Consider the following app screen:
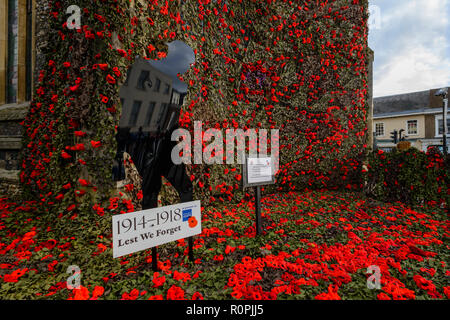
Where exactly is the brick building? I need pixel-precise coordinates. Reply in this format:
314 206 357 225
373 88 450 152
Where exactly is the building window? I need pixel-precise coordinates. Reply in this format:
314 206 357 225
145 102 156 126
154 78 161 92
1 0 34 105
136 70 151 90
164 83 171 95
6 0 19 103
171 91 180 105
436 116 450 136
407 120 418 135
129 100 142 126
375 123 384 137
25 0 33 101
156 103 168 128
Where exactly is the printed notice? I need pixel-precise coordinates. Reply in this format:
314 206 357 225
112 200 201 258
247 157 273 184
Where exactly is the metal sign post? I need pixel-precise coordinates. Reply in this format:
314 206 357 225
243 156 275 236
152 247 158 271
254 186 262 236
188 237 194 262
152 237 194 272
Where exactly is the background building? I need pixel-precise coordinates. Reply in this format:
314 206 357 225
0 0 36 195
119 58 176 134
373 87 450 152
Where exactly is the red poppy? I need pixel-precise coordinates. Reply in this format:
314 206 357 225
90 140 102 148
68 286 89 300
74 131 86 137
167 285 185 300
152 272 166 288
192 292 204 300
78 179 90 186
100 96 109 104
61 151 71 159
106 74 116 84
91 286 104 299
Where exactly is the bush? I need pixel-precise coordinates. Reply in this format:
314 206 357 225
364 148 449 207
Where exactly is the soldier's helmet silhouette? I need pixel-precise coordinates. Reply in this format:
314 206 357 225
113 41 195 210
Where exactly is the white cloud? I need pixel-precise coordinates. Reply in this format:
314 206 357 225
374 46 450 97
369 0 450 97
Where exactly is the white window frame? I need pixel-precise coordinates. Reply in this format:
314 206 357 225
435 114 450 138
406 119 418 136
374 122 385 137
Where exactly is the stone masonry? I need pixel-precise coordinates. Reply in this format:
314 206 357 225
0 102 28 197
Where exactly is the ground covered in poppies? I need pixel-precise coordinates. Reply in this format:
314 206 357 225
0 190 448 300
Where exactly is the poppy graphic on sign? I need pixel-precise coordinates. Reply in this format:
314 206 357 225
188 216 198 228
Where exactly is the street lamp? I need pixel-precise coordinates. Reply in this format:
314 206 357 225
435 88 448 155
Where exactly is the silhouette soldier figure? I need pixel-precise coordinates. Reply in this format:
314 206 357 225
112 51 195 270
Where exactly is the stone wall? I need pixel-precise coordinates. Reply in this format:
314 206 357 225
0 0 44 198
0 102 28 198
34 0 49 85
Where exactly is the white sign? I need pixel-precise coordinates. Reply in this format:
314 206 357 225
112 200 201 258
247 157 273 184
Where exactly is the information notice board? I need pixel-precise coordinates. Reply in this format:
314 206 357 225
243 156 275 188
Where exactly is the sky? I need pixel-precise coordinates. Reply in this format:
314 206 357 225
368 0 450 97
148 40 195 93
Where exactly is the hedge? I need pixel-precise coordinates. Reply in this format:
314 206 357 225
364 147 449 207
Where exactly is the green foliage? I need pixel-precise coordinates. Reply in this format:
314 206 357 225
20 0 372 215
1 190 448 300
364 148 449 207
